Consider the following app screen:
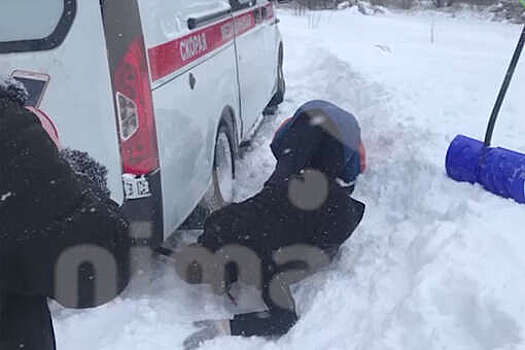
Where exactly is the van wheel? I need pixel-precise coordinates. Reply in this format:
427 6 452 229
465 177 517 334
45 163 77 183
264 44 286 115
180 123 235 230
204 124 235 212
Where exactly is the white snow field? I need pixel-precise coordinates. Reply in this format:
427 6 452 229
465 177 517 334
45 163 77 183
53 9 525 350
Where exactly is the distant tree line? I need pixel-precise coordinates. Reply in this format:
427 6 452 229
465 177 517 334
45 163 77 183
286 0 524 22
292 0 340 10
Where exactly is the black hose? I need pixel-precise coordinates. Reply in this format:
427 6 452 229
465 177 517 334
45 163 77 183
484 24 525 147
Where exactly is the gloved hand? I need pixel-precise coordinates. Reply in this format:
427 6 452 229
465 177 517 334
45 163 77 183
183 319 231 350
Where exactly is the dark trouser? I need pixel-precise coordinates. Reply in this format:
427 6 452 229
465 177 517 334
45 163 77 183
1 293 56 350
229 267 299 337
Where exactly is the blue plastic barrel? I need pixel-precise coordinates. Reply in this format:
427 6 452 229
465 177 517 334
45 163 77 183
446 135 525 204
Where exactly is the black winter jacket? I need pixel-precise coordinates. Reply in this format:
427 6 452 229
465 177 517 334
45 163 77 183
0 94 131 349
198 177 365 337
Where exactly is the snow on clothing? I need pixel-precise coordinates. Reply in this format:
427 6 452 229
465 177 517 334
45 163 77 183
196 101 366 338
0 84 131 350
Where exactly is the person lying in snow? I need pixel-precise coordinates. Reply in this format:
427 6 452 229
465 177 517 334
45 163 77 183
0 79 131 350
182 100 367 349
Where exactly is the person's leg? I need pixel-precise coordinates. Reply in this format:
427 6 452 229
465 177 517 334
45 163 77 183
3 293 56 350
230 274 298 337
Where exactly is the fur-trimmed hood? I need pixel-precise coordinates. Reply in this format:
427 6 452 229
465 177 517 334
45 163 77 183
1 76 110 196
0 77 28 106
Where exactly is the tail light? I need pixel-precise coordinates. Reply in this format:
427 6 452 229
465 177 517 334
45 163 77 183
359 141 367 173
114 36 159 175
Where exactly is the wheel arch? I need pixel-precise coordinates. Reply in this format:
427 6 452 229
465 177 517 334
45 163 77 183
180 105 239 229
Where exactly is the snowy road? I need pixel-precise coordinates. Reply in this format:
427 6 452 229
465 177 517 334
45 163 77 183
54 9 525 350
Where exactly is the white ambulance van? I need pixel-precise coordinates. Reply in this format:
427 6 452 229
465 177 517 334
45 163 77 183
0 0 285 247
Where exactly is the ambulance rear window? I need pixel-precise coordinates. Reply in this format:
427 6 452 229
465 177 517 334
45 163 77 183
0 0 76 53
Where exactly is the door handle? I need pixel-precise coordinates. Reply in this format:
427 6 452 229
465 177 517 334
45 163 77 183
187 9 231 30
189 73 196 90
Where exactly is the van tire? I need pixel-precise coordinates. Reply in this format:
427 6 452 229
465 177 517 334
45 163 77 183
264 44 285 115
205 124 235 211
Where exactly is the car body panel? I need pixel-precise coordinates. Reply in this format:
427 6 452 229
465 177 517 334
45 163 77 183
232 1 277 136
0 0 124 204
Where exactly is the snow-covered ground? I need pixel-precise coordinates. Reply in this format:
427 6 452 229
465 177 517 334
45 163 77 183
53 9 525 350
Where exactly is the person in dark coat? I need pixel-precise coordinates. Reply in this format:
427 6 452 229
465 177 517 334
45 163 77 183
0 79 131 350
182 100 367 349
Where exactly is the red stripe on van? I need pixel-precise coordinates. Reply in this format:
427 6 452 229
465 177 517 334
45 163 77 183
233 11 256 37
148 7 266 82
